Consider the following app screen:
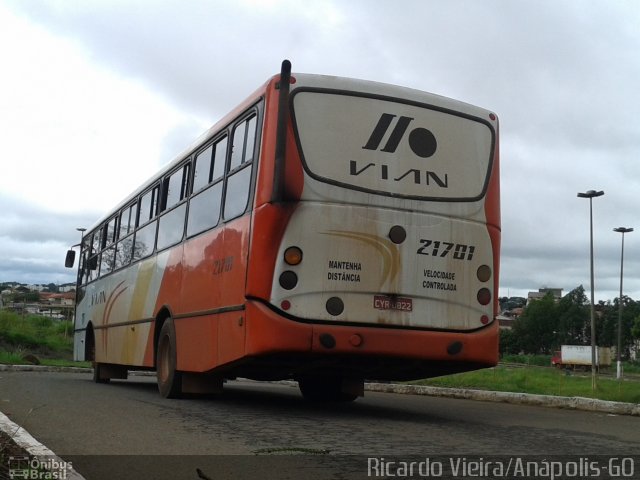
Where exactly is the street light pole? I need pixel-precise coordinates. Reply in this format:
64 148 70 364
577 190 604 391
614 227 633 380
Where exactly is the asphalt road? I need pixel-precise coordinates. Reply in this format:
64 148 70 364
1 371 639 479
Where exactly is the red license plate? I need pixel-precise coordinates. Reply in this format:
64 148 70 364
373 295 413 312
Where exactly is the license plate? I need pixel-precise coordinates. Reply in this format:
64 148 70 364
373 295 413 312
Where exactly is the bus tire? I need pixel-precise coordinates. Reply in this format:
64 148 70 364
298 376 358 402
93 362 110 384
157 319 182 398
87 328 109 384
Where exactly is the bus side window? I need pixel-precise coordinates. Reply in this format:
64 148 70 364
187 135 227 237
244 116 257 163
139 185 160 226
86 229 101 282
100 246 116 276
112 202 137 271
224 115 256 220
229 116 256 171
193 145 213 193
212 136 228 181
157 203 186 250
119 202 136 238
114 204 133 270
158 164 189 251
139 190 152 225
105 216 117 246
187 182 222 237
119 209 129 239
92 228 101 255
133 221 157 260
78 250 87 285
115 234 134 270
79 235 91 285
163 164 190 212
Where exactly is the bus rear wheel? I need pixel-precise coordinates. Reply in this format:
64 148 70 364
298 376 359 402
157 319 182 398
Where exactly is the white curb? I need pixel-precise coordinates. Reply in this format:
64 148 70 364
363 383 640 416
0 411 86 479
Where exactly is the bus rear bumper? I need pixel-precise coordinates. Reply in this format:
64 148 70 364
244 300 498 381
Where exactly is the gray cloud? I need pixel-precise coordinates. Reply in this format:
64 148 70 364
0 194 98 284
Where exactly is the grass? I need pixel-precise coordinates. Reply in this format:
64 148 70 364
0 310 89 367
0 350 23 364
411 364 640 404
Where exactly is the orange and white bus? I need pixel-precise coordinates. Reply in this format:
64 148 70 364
66 61 500 401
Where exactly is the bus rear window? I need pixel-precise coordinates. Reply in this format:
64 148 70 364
291 90 495 201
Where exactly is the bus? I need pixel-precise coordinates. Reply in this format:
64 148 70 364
65 60 500 401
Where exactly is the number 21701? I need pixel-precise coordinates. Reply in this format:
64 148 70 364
416 240 475 261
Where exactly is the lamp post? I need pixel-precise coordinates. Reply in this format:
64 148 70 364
614 227 633 380
577 190 604 391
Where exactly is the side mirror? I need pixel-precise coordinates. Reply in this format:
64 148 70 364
65 250 76 268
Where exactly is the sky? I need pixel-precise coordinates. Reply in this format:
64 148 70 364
1 0 639 303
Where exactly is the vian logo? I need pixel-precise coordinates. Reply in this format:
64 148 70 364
351 113 448 188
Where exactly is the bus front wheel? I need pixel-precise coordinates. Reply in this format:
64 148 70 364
87 329 109 384
157 319 182 398
92 362 110 384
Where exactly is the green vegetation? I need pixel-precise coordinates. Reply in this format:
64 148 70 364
623 361 640 375
501 354 552 367
0 310 88 366
412 364 640 404
0 310 73 355
501 286 640 359
0 350 23 364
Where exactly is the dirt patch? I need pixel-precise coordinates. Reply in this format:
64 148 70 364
0 428 30 477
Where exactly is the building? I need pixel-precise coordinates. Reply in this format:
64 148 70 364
527 287 563 304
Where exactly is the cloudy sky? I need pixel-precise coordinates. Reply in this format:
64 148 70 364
1 0 639 303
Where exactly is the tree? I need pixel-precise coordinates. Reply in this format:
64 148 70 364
499 328 521 355
593 296 639 359
507 285 638 359
555 285 589 345
511 293 558 354
632 315 640 341
9 290 40 303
